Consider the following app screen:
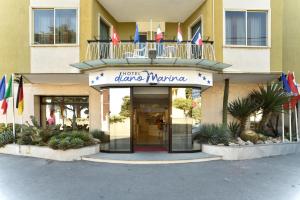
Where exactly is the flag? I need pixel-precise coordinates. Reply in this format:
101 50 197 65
4 75 12 99
1 99 7 115
177 23 183 43
155 25 163 43
16 76 24 115
283 72 300 109
111 27 120 45
191 27 203 46
281 73 291 93
0 75 6 101
287 72 299 95
134 23 140 43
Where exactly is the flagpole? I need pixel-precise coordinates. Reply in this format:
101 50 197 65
4 74 7 128
282 105 285 142
150 19 153 41
295 106 299 142
12 73 16 142
289 102 292 142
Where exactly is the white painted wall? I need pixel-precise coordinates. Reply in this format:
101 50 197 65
223 0 271 73
30 0 80 8
223 48 270 72
223 0 270 10
30 0 80 73
31 47 80 73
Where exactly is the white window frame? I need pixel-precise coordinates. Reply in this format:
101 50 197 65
223 9 270 48
30 7 79 46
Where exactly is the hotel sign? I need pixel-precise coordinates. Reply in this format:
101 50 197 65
89 69 213 87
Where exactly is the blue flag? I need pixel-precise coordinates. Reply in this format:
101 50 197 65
0 75 6 101
281 73 291 93
134 23 140 43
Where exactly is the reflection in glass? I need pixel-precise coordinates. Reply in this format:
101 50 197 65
171 88 202 151
55 9 77 44
41 96 89 131
34 9 54 44
101 88 131 152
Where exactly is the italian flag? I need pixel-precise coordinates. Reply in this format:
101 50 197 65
16 75 24 115
1 75 12 114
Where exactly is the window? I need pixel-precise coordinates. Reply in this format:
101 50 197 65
225 11 268 46
33 9 77 45
40 96 89 130
99 18 110 40
171 88 202 152
100 88 131 152
191 20 202 59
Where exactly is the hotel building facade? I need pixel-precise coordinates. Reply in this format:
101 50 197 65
0 0 297 152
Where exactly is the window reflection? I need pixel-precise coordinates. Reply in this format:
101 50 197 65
171 88 202 151
101 88 131 152
41 96 89 131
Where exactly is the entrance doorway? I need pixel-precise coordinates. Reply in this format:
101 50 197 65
133 87 169 152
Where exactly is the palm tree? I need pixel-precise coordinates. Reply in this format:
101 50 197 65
228 97 257 135
249 83 289 132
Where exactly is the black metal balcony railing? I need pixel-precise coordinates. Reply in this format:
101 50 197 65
85 40 216 61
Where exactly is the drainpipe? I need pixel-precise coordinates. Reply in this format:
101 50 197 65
222 78 229 126
212 0 215 42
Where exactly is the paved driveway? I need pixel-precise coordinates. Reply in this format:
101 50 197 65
0 154 300 200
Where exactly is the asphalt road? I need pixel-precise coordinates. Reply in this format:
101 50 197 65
0 153 300 200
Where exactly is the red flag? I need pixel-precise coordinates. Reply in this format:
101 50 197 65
287 72 299 95
1 99 8 114
111 27 120 45
155 26 163 43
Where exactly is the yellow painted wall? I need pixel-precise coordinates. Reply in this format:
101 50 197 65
0 0 30 77
117 22 136 40
165 23 178 40
271 0 283 72
283 0 300 79
182 0 223 62
80 0 117 61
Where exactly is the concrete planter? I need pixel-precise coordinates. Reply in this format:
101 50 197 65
0 144 100 161
202 142 300 160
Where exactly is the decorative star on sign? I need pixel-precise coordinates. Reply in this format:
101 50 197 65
207 80 211 84
96 76 100 80
202 76 206 81
198 73 202 77
91 80 95 84
100 73 104 76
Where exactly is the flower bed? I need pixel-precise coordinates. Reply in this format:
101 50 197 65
202 142 300 160
0 144 100 161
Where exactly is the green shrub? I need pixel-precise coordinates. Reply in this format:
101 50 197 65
90 130 110 143
240 130 259 144
0 123 21 134
0 131 14 147
17 116 61 146
228 121 241 138
195 124 231 145
48 131 95 150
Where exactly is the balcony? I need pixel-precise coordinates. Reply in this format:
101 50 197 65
72 39 230 72
85 40 216 61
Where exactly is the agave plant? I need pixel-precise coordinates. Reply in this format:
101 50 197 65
228 97 257 135
249 83 289 132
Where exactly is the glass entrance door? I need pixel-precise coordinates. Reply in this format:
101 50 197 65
133 87 169 151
